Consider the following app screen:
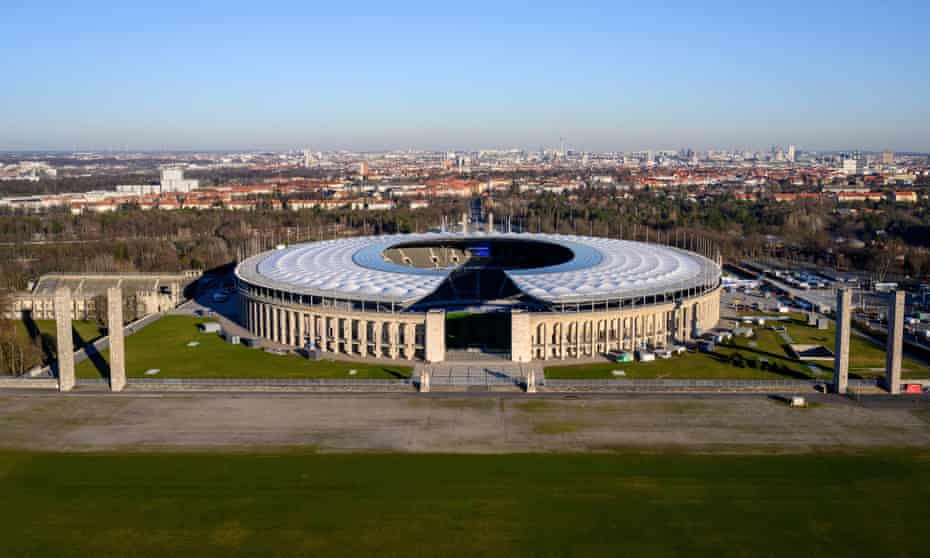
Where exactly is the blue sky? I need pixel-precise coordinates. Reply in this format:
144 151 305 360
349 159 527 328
2 0 929 151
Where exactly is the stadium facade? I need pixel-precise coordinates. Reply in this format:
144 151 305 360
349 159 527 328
235 233 721 362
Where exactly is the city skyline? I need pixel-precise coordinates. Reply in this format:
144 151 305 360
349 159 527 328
2 0 929 152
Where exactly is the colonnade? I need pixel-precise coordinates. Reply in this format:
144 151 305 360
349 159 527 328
240 287 720 363
242 297 428 360
526 290 720 360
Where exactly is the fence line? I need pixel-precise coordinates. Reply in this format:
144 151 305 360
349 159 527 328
541 378 882 388
98 377 414 388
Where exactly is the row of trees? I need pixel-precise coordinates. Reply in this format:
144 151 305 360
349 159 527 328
2 187 930 290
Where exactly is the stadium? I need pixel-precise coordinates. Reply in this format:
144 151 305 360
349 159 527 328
234 232 722 362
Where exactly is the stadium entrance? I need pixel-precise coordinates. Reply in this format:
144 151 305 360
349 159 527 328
444 311 511 360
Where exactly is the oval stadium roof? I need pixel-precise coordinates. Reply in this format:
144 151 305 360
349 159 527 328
235 232 721 306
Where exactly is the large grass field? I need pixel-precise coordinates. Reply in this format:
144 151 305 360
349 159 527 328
9 318 105 369
0 451 928 557
545 313 928 380
75 315 411 379
15 318 104 348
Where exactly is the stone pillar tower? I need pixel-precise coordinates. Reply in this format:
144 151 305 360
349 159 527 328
419 368 431 393
425 309 446 363
54 287 75 392
525 368 537 393
107 287 127 392
511 310 532 363
833 288 852 395
885 290 905 394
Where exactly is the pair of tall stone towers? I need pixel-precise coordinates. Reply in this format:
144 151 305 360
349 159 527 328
833 288 905 394
54 287 126 392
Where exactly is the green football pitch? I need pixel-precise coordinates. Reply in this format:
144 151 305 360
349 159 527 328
1 451 928 557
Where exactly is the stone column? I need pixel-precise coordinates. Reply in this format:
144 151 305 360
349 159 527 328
288 310 297 346
359 319 368 357
525 368 537 393
268 303 278 343
572 321 581 358
587 320 593 355
107 287 126 392
397 323 407 359
307 313 316 349
268 304 278 343
388 322 399 359
419 368 431 393
541 322 549 360
54 288 75 392
405 323 416 359
425 309 445 363
373 321 383 358
511 310 532 363
487 212 494 233
319 316 329 352
833 288 852 395
885 290 905 394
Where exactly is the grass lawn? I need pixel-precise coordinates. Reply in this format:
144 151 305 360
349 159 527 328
15 318 104 348
547 313 929 380
762 313 925 377
10 318 105 369
546 327 825 380
0 451 928 557
75 315 411 380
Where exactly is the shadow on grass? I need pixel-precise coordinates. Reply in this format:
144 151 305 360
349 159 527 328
72 327 109 380
21 311 57 366
381 367 409 379
706 349 813 380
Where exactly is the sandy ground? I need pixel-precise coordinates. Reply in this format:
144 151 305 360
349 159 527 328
1 392 929 454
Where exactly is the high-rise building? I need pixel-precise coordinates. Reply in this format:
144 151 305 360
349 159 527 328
303 149 315 168
160 167 198 193
359 161 370 178
842 154 865 175
882 150 895 166
787 145 796 162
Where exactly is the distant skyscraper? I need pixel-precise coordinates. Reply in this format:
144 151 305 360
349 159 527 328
882 150 894 166
303 149 315 168
842 153 865 175
359 161 370 178
159 167 198 193
787 145 796 162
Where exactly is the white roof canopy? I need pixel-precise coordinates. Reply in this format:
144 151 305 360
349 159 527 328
235 232 720 306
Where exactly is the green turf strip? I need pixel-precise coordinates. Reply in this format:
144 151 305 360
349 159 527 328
0 451 928 557
74 315 411 379
546 313 928 380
